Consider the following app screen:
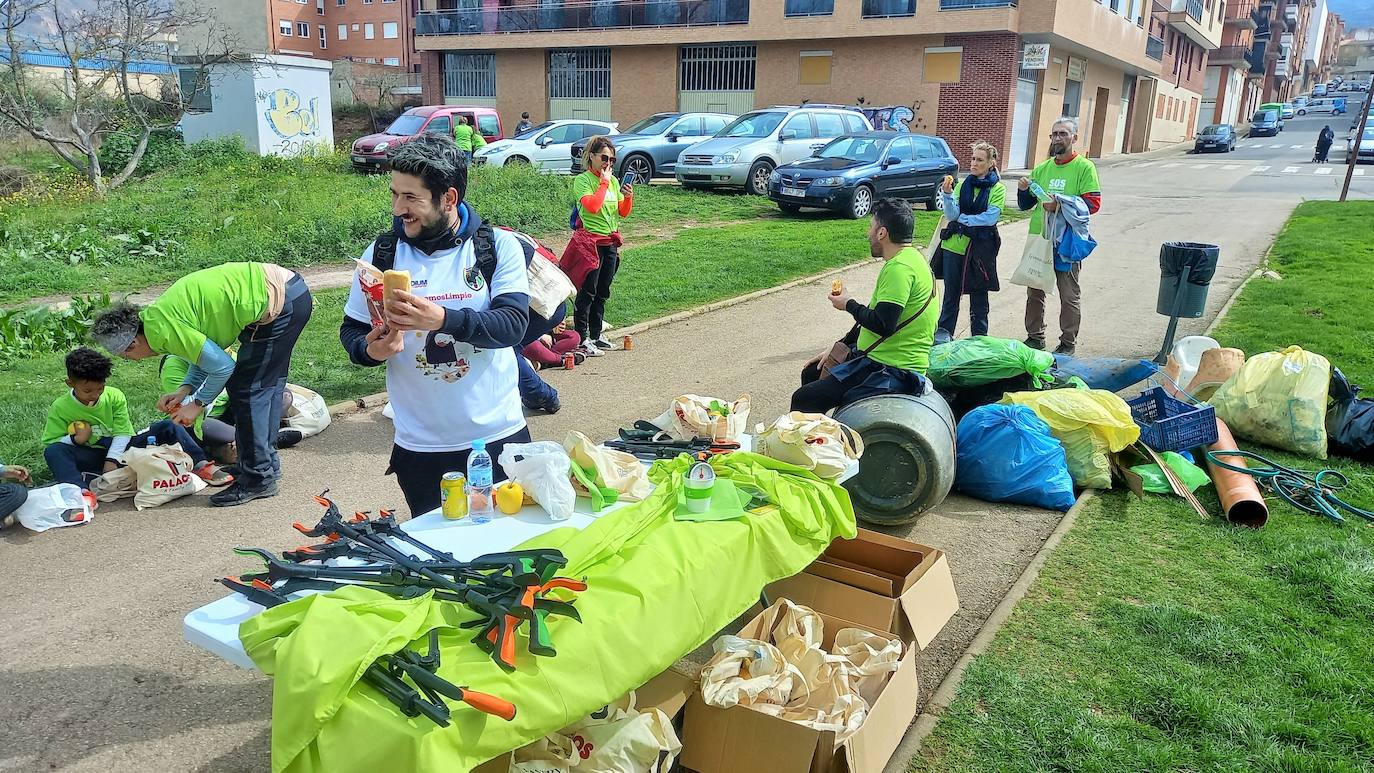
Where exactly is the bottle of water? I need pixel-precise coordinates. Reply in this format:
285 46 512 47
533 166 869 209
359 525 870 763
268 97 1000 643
468 439 494 523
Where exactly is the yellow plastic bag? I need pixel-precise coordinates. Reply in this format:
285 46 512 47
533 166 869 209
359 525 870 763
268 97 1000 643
1000 389 1141 489
1210 346 1330 459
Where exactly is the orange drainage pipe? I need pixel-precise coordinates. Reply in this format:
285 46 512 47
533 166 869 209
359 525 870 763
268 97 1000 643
1205 418 1269 528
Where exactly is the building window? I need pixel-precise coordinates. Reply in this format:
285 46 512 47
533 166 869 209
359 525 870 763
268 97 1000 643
799 50 832 85
1156 94 1164 118
383 21 399 38
679 44 756 92
383 0 396 3
352 23 359 30
784 0 834 15
923 47 962 83
177 67 213 112
861 0 915 18
384 56 400 66
297 21 309 36
362 0 371 4
549 47 611 99
279 19 292 36
444 52 496 98
337 23 347 39
336 0 345 5
364 22 375 38
319 24 327 48
1062 77 1082 117
316 0 324 15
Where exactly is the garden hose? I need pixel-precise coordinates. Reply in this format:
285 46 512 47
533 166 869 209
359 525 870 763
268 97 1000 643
1204 450 1374 526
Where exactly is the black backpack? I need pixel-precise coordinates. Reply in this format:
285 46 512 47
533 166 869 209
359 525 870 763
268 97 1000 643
370 222 498 291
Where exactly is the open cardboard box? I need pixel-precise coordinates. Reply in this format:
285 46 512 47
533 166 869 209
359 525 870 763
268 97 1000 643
766 529 958 649
472 666 696 772
681 601 919 773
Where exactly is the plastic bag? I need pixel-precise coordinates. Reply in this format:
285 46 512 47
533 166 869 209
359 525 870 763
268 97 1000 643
1051 355 1158 393
1328 368 1374 462
652 394 751 442
124 443 206 510
283 384 331 438
753 412 864 479
14 483 93 532
927 336 1056 389
1000 389 1141 489
1211 346 1331 459
498 442 576 521
1130 451 1213 494
955 404 1077 511
564 431 653 502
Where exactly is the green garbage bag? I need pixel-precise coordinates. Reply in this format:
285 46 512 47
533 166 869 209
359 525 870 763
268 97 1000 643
1130 451 1212 494
928 336 1056 389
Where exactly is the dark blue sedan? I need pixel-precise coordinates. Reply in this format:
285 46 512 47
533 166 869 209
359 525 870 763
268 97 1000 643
767 131 958 218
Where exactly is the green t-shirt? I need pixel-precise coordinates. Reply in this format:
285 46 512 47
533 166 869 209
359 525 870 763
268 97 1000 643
940 180 1006 256
159 354 231 436
453 124 486 152
856 246 939 373
142 263 268 362
42 386 135 446
573 172 624 236
1026 154 1100 236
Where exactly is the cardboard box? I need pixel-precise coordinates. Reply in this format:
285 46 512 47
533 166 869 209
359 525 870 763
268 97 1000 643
680 604 919 773
474 666 696 772
766 529 958 649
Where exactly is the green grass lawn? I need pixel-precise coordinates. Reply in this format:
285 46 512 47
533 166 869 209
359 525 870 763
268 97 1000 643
910 200 1374 772
0 210 937 482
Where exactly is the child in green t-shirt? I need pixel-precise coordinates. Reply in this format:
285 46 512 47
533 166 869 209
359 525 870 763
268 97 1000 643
41 347 232 492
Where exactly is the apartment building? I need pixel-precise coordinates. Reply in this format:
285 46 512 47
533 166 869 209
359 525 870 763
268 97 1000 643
179 0 415 69
1257 0 1315 102
1203 0 1263 127
411 0 1173 168
1136 0 1222 145
1301 0 1342 91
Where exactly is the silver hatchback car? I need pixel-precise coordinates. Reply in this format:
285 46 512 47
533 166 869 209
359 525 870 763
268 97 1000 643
675 105 873 195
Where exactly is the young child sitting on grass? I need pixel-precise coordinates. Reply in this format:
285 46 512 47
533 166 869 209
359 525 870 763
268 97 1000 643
42 347 232 502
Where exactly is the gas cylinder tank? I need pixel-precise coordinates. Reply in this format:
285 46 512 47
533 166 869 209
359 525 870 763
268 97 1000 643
833 391 957 525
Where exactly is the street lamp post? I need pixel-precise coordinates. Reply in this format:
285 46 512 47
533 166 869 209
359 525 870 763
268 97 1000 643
1340 96 1369 202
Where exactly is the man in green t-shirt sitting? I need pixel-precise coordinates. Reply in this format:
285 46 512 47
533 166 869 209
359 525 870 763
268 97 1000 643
793 198 939 414
1017 116 1102 356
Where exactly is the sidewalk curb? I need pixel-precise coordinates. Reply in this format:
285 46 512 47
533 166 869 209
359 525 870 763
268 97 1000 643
319 259 883 417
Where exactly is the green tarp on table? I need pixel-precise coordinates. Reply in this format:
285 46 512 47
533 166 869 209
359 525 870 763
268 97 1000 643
240 452 857 773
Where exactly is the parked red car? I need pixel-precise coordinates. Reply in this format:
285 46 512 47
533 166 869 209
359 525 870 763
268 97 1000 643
351 105 502 172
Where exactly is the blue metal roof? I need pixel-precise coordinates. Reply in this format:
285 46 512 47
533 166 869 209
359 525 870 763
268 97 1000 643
0 49 174 75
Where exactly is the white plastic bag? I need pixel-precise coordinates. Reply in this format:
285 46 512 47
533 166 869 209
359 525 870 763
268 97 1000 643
14 483 93 532
498 442 576 521
283 383 331 438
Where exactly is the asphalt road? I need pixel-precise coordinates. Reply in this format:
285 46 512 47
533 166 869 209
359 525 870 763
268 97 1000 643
0 131 1332 773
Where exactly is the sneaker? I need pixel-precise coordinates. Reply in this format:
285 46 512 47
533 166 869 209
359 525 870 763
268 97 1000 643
1023 337 1046 350
1054 343 1077 356
571 351 587 365
210 479 280 507
276 429 304 449
592 337 615 350
0 513 14 530
580 343 604 357
528 396 561 414
194 462 235 487
934 329 953 345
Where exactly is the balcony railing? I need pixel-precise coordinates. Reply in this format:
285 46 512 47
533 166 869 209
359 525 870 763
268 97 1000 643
1147 33 1165 60
862 0 915 17
415 0 750 35
1249 41 1266 72
940 0 1015 8
784 0 833 15
1224 0 1256 21
1211 45 1254 65
1176 0 1203 22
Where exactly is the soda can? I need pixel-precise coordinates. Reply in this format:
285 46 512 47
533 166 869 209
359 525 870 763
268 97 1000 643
622 335 634 351
563 352 576 370
441 472 468 519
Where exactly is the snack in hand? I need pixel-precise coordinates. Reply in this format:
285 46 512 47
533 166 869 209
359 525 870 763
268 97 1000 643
383 269 412 303
830 279 844 295
943 174 954 188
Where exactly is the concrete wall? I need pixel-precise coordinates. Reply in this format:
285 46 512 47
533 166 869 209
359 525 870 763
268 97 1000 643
181 64 261 148
181 56 335 156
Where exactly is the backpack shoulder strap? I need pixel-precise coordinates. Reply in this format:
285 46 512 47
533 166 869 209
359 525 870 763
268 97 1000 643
472 222 498 288
371 231 398 273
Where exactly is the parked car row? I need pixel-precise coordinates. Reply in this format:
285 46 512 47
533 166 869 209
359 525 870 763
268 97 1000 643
351 105 503 172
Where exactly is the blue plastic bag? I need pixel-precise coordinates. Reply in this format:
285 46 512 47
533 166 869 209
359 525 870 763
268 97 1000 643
955 404 1077 511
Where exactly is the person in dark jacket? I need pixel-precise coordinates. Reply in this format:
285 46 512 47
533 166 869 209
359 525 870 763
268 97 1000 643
1315 125 1334 163
339 134 531 515
933 141 1005 343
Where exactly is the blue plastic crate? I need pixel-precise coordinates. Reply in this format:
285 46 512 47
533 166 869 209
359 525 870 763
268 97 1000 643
1127 386 1218 452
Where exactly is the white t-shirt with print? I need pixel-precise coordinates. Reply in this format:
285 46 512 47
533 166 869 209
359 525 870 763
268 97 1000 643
344 228 530 453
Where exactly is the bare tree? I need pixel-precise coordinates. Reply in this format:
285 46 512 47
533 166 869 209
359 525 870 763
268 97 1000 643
341 62 413 133
0 0 239 194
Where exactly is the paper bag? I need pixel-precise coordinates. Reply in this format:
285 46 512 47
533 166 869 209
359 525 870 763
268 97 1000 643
124 443 206 510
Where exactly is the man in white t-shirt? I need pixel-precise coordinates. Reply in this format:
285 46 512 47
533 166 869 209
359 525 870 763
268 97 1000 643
340 134 532 515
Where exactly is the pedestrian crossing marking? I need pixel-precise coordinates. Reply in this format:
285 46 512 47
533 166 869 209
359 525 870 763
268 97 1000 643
1163 162 1183 168
1290 144 1304 149
1315 167 1333 175
1136 161 1157 167
1270 144 1284 148
1190 164 1209 170
1282 166 1300 173
1252 166 1271 172
1357 169 1366 176
1221 164 1240 169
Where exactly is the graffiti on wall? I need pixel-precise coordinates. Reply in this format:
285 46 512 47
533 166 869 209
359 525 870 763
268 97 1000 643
258 88 321 154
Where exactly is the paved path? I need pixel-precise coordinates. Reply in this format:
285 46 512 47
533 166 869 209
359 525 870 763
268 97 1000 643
0 161 1300 773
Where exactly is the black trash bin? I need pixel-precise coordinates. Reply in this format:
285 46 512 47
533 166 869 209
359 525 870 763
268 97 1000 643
1156 241 1220 318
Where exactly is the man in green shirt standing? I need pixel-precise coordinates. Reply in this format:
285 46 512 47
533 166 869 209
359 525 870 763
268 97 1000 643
453 115 487 159
793 198 938 413
90 262 313 506
1017 116 1102 356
